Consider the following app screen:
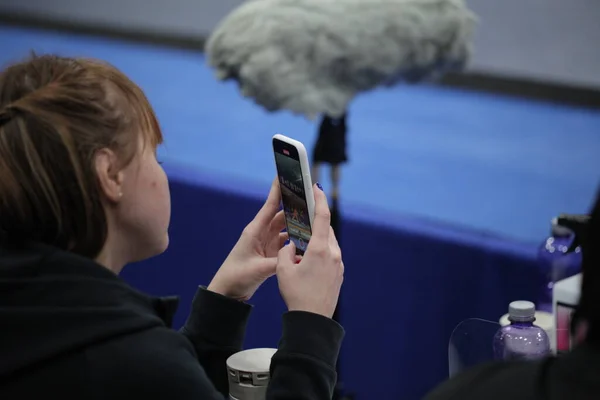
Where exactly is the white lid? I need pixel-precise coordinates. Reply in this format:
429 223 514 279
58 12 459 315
226 348 277 373
508 300 535 321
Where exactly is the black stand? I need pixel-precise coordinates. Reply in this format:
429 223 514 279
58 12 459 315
330 199 354 400
313 113 352 399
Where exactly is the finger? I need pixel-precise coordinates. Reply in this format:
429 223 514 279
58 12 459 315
328 227 342 263
253 177 282 228
278 232 289 248
269 210 286 236
277 241 296 266
310 184 331 243
328 227 341 253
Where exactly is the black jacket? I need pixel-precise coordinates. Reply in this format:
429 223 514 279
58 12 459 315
0 242 344 399
425 344 600 400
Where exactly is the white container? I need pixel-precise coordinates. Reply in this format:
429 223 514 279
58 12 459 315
552 273 581 353
227 348 277 400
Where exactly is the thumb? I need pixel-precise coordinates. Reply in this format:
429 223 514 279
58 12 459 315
277 241 296 266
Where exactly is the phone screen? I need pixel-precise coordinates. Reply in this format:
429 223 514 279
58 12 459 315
273 139 312 255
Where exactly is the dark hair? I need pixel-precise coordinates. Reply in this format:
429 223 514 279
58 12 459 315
574 189 600 343
0 54 162 258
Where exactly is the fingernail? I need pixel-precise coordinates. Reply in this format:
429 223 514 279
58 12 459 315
316 182 323 191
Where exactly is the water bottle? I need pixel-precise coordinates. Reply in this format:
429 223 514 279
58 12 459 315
536 214 588 313
493 301 551 361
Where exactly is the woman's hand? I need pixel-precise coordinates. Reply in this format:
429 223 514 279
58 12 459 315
207 178 288 301
277 184 344 318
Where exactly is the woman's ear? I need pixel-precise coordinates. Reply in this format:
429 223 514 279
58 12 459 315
94 148 124 203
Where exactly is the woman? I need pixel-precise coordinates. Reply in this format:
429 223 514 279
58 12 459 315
0 55 344 399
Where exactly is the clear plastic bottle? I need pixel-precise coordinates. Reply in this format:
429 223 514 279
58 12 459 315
536 215 587 313
493 301 551 361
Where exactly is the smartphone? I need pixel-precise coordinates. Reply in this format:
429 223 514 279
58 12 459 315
272 134 315 255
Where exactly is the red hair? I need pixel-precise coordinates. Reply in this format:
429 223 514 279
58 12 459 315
0 54 163 258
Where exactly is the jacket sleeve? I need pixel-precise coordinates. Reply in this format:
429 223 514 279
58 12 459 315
179 287 251 397
180 287 345 400
267 311 344 400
